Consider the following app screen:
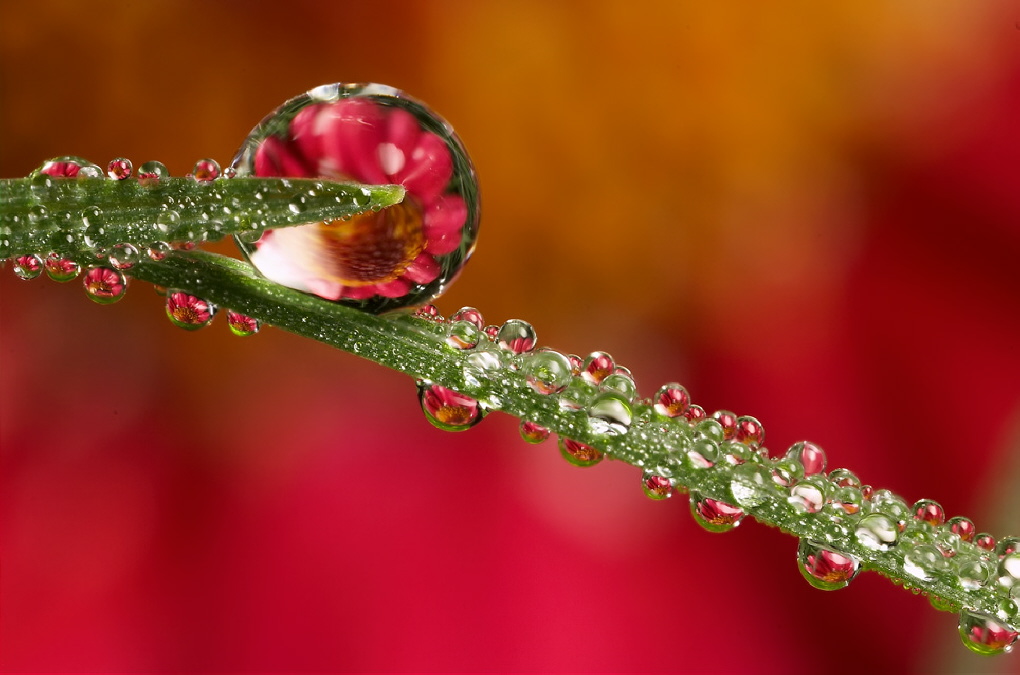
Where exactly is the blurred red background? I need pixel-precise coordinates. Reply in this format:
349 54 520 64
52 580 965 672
2 2 1019 672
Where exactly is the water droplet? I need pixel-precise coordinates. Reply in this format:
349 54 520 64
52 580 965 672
903 543 947 581
82 267 127 304
497 320 536 354
999 553 1020 590
599 372 636 400
827 468 861 489
997 537 1020 557
137 161 168 186
975 534 997 552
912 499 945 527
107 158 132 180
855 513 899 551
77 166 102 179
222 166 237 179
445 320 481 350
787 441 826 476
226 310 261 336
771 457 804 487
734 416 765 447
12 254 43 280
955 555 992 591
695 418 725 443
684 404 707 424
450 307 484 328
642 472 672 500
232 84 480 313
587 392 632 436
580 352 615 385
288 195 308 215
155 210 181 235
27 204 48 224
108 243 140 270
44 254 80 282
147 242 172 261
945 516 976 542
519 420 550 444
523 350 573 395
686 439 719 469
870 489 910 526
827 485 864 516
165 290 216 330
557 378 594 412
797 539 860 591
730 462 773 508
690 492 744 533
36 156 93 178
653 383 690 418
788 475 830 513
958 609 1018 655
558 437 603 467
415 304 443 321
418 382 483 431
711 410 737 440
192 158 221 182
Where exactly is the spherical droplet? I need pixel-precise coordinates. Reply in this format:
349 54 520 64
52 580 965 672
587 392 633 436
642 472 673 500
690 492 745 533
522 349 573 395
870 489 910 526
999 553 1020 590
945 516 976 543
13 254 43 280
653 383 690 418
975 534 997 552
155 210 181 235
787 441 826 476
44 254 80 282
734 415 765 447
165 291 216 330
418 382 482 432
599 372 637 400
855 513 899 551
686 439 719 469
997 537 1020 557
496 319 536 354
107 158 132 180
684 404 707 424
580 351 615 385
788 475 830 514
108 243 140 270
137 160 168 185
828 486 864 516
771 457 804 488
192 158 221 182
519 420 550 444
226 310 261 336
955 555 992 591
147 242 172 261
82 266 127 304
415 304 442 321
232 83 480 313
730 462 773 508
827 468 861 489
903 543 947 581
558 437 603 467
712 410 737 440
450 306 484 328
797 539 860 591
445 321 481 350
958 609 1018 656
695 418 726 444
912 499 946 527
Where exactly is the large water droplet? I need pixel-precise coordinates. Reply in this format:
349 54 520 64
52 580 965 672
12 254 43 280
165 291 216 330
519 420 550 444
522 349 573 395
137 160 168 186
958 609 1018 655
192 158 221 182
580 352 614 385
730 462 773 508
902 543 947 582
788 475 830 514
108 243 140 270
945 516 976 542
653 383 690 418
912 499 945 527
496 319 536 354
711 410 737 440
734 415 765 447
786 441 826 476
226 310 261 336
955 555 993 591
642 472 673 500
232 83 480 314
450 306 484 328
999 553 1020 591
587 392 633 436
445 320 481 350
599 372 637 400
558 437 603 467
797 539 860 591
557 378 594 412
147 242 172 261
690 492 744 533
82 267 127 304
418 382 483 432
462 345 504 389
855 513 899 551
107 158 132 180
44 254 80 282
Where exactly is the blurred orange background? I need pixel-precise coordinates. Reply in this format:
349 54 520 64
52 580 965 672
2 2 1019 672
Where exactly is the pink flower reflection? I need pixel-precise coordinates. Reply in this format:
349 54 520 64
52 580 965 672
249 97 468 303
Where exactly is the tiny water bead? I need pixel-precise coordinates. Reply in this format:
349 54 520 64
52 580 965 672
82 267 127 304
797 539 860 591
418 382 483 431
958 609 1018 655
192 158 221 182
642 472 673 500
43 254 80 282
522 349 573 395
690 492 745 533
519 420 550 444
496 320 536 354
558 437 603 467
165 291 216 330
653 383 690 418
226 310 261 337
13 254 43 280
232 83 480 314
107 158 132 180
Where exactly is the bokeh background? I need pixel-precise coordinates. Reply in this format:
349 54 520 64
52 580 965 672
2 2 1019 672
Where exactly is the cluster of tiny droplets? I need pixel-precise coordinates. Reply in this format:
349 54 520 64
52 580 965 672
411 303 1020 656
5 157 264 337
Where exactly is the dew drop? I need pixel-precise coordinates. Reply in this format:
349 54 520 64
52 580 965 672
912 499 945 527
955 555 992 591
686 439 719 469
82 266 127 304
690 492 744 533
108 243 140 270
828 468 861 489
587 392 633 436
975 534 997 552
695 418 725 444
81 205 103 233
997 537 1020 557
155 210 181 235
684 404 707 424
165 290 216 330
226 310 261 336
797 539 860 591
642 472 673 500
787 441 826 476
27 204 48 224
450 307 484 328
827 485 864 516
734 415 765 447
192 158 221 182
107 158 132 180
945 516 976 542
903 543 947 581
418 382 483 432
147 242 172 261
496 319 536 354
558 436 603 467
870 489 910 527
712 410 737 440
730 462 773 508
522 349 573 395
855 513 899 551
771 457 804 488
288 195 308 214
599 372 637 400
519 420 550 444
653 383 690 418
415 304 443 321
557 378 594 412
580 352 615 385
444 320 481 350
958 609 1018 655
77 166 102 179
137 161 168 186
12 254 43 280
788 475 830 514
999 553 1020 591
44 254 80 282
